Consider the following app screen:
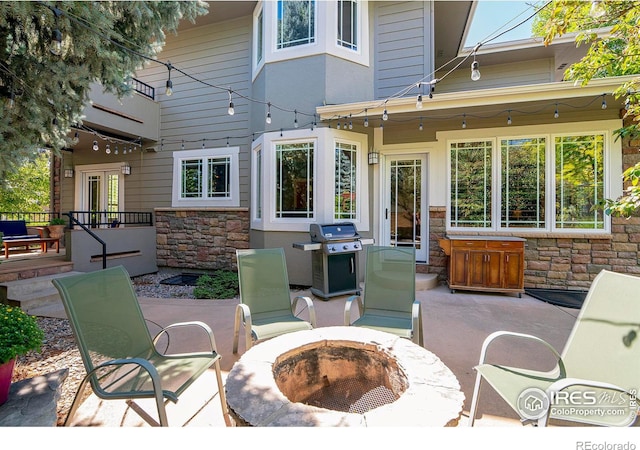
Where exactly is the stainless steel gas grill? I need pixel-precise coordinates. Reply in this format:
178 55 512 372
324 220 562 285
294 222 373 299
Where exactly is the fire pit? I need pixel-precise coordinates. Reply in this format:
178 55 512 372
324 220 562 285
225 327 464 426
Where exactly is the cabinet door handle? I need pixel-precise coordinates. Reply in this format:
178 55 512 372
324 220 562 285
350 256 355 273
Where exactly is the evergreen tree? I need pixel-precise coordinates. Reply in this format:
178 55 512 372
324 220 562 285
0 1 208 177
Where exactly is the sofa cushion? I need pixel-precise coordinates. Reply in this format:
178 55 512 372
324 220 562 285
0 220 29 237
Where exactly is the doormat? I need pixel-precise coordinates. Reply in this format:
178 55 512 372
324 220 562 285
525 288 587 309
160 273 203 286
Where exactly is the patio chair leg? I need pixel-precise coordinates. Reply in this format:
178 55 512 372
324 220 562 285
213 360 233 426
468 370 484 426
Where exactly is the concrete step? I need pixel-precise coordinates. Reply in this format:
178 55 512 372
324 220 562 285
0 271 84 313
416 273 439 291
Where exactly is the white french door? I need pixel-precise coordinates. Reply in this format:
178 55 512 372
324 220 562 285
382 154 428 262
76 165 123 227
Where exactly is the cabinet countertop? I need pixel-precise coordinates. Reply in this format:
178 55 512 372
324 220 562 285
441 236 526 242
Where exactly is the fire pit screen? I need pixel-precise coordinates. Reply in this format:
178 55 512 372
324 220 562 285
274 340 407 414
225 327 465 427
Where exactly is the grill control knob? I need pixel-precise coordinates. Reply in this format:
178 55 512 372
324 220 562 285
343 245 349 250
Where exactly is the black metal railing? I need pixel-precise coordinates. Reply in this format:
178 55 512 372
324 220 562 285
64 212 107 269
0 211 61 226
129 77 155 100
67 211 153 228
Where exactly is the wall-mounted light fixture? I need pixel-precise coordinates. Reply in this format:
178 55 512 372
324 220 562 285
64 168 74 178
368 149 379 165
121 163 131 175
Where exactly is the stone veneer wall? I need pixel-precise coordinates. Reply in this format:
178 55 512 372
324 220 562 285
154 208 250 271
427 130 640 290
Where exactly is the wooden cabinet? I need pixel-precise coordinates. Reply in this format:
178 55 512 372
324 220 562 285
439 237 525 296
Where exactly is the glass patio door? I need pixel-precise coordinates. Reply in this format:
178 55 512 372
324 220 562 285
81 169 122 227
383 154 428 262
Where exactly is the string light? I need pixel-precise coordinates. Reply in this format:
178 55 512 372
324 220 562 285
382 108 388 121
554 103 559 119
419 118 423 131
601 94 607 110
507 110 512 125
294 110 298 128
416 83 423 109
92 140 99 151
462 113 467 129
165 62 173 96
227 89 234 116
348 114 353 130
49 7 63 56
105 143 111 154
364 109 369 127
471 57 481 81
266 102 272 124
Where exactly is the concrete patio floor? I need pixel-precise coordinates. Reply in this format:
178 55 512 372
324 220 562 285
36 283 592 429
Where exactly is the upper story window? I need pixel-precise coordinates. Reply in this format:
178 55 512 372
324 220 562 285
252 1 369 78
172 147 240 207
277 0 316 50
337 0 358 51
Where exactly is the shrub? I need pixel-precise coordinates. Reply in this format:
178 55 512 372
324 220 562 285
193 270 239 299
0 304 44 364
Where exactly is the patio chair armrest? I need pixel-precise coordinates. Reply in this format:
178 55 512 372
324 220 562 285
476 330 564 370
91 357 176 402
292 296 316 327
152 321 219 355
412 300 423 346
234 303 253 354
344 294 363 326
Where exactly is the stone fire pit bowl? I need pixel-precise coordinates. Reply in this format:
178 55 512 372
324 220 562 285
225 326 465 426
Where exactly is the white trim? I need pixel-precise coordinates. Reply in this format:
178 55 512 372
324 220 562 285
74 162 126 212
171 147 240 208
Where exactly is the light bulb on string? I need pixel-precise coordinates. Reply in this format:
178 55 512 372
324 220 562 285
227 90 235 116
419 119 423 131
105 143 111 154
601 95 607 110
165 62 173 96
266 102 272 124
462 114 467 129
471 59 481 81
92 140 99 151
382 108 388 121
554 104 559 119
337 120 341 130
114 144 119 155
294 110 299 128
364 109 369 127
507 111 512 125
416 94 423 109
50 28 62 56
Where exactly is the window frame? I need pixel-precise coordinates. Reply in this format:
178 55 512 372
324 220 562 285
171 147 240 208
274 139 316 220
334 139 360 221
251 128 369 232
446 129 612 235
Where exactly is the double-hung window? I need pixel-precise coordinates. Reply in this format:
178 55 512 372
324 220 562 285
275 141 314 218
277 0 316 49
172 147 239 207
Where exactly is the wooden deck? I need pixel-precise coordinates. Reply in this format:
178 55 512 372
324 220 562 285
0 247 73 283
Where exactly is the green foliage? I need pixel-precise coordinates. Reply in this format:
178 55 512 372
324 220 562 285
49 218 65 225
0 1 208 177
0 304 44 364
0 150 50 212
536 1 640 217
193 271 239 299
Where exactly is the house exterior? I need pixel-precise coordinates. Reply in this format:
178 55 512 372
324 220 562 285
56 1 640 289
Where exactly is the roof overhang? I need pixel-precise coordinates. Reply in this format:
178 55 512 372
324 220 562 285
316 76 635 122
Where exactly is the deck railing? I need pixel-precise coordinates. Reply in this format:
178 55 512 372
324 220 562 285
67 211 153 228
0 211 61 226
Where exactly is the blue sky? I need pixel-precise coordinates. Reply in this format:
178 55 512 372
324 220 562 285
464 0 546 48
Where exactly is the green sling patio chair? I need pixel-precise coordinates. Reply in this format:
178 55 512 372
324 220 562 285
52 265 231 427
344 246 423 346
233 248 317 353
468 269 640 427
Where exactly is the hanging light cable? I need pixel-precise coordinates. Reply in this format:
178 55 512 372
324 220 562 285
416 83 423 109
266 102 272 124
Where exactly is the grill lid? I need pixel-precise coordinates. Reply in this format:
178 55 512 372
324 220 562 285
310 222 359 242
